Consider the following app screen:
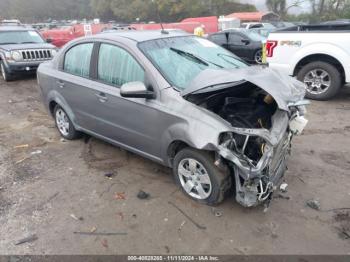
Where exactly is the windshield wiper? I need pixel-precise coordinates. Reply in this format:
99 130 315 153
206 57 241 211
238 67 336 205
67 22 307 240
170 47 209 67
217 53 247 68
20 41 38 44
0 42 18 45
170 48 224 69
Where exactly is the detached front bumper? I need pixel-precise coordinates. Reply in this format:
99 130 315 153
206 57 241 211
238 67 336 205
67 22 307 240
220 132 291 207
236 132 291 207
217 109 307 207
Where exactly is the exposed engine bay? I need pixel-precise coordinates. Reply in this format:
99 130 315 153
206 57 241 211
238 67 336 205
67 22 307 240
185 81 308 207
191 82 277 129
187 82 278 164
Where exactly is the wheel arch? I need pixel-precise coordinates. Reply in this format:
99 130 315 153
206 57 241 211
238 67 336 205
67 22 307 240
49 100 58 117
46 91 78 129
166 140 191 167
293 54 345 84
254 48 262 53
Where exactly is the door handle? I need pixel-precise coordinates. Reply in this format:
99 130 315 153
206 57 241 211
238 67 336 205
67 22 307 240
57 80 65 88
95 93 108 102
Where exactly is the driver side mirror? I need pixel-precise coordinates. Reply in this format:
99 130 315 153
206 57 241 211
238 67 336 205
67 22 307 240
46 38 53 43
120 82 155 99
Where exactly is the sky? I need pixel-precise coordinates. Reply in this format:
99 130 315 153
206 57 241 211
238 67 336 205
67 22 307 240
239 0 311 14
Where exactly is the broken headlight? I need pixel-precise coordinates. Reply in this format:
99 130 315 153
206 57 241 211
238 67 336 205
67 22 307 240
219 132 267 165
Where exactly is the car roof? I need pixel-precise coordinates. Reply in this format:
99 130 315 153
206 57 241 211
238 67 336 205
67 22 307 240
93 30 190 43
222 28 248 33
242 22 262 25
0 25 34 31
208 28 242 36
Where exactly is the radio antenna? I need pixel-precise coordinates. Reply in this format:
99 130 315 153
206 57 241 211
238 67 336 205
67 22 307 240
152 0 168 34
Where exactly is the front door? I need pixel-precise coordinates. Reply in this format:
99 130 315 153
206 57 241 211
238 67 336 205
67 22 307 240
87 43 163 159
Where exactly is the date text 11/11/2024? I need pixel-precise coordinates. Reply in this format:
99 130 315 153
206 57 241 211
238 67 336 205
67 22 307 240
127 255 220 261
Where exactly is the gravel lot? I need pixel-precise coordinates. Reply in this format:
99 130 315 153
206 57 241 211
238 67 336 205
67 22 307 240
0 76 349 255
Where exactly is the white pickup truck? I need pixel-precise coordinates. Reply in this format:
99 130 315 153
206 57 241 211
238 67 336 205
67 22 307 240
266 24 350 100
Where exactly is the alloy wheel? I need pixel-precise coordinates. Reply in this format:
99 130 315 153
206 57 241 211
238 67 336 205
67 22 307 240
254 50 263 64
1 63 6 81
178 158 212 200
55 108 70 136
304 69 331 95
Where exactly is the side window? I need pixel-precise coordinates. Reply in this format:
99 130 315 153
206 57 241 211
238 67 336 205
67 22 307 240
228 33 244 45
250 24 263 29
98 43 145 87
210 33 227 45
64 43 93 78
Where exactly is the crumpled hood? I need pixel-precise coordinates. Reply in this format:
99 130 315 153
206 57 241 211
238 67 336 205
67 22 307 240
0 43 55 51
181 66 306 111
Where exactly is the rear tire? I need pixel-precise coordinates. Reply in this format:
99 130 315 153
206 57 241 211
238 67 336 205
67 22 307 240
173 148 231 206
0 61 14 82
254 49 263 64
54 105 81 140
297 61 342 101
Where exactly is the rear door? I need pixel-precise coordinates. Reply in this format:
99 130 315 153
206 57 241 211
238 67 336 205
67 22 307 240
54 42 97 129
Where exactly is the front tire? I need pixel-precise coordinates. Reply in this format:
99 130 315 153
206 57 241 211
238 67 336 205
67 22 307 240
297 61 342 101
173 148 231 205
0 61 14 82
54 105 80 140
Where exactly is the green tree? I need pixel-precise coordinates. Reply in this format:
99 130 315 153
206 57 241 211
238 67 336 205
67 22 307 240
1 0 257 23
104 0 256 23
266 0 287 16
266 0 307 19
1 0 92 23
308 0 350 21
90 0 115 20
287 0 350 22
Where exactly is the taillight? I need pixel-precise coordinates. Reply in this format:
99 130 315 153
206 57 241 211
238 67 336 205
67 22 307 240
265 40 278 57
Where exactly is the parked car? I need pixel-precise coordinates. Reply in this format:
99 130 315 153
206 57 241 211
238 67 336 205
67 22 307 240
250 27 276 38
321 19 350 25
1 19 22 26
270 21 295 29
0 25 57 81
250 21 293 37
208 28 265 64
101 25 137 33
266 23 350 100
37 30 308 208
240 22 276 30
41 23 111 48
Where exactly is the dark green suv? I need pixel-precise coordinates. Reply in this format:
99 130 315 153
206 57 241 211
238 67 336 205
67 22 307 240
0 25 57 81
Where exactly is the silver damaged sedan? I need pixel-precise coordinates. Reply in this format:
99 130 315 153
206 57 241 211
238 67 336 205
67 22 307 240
37 30 309 208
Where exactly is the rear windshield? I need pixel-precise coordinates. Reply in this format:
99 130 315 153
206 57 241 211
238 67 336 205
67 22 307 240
0 30 44 45
240 29 266 41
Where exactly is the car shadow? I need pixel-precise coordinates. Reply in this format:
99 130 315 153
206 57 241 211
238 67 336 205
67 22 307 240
330 84 350 102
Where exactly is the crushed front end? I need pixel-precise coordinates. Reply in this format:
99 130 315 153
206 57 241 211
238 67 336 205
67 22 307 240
218 106 308 207
182 67 309 207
